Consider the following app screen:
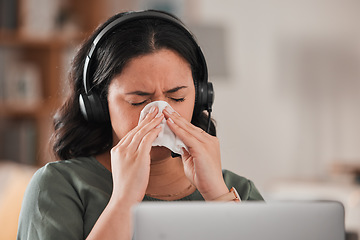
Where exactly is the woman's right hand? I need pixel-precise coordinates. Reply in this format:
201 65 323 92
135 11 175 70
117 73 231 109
110 106 163 206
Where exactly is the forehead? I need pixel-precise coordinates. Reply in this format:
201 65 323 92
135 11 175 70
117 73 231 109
110 49 194 91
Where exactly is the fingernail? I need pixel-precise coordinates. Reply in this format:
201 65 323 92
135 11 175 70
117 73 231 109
156 112 163 118
168 117 174 123
165 106 174 114
149 106 156 114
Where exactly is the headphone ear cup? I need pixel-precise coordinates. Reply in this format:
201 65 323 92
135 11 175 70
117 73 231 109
79 93 91 121
79 93 109 122
206 82 214 111
194 81 214 115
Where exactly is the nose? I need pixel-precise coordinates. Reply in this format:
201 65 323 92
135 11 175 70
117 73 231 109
151 94 167 103
149 98 173 111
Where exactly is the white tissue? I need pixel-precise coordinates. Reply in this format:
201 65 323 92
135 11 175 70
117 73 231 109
138 101 188 155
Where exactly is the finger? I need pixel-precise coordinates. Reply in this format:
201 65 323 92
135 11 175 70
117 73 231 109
127 113 164 151
137 125 163 155
163 106 206 135
117 107 160 147
181 148 192 163
166 117 207 151
163 107 208 142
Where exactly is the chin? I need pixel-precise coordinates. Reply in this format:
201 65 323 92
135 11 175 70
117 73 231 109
150 146 171 161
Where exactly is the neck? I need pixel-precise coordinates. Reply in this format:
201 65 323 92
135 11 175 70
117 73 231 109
145 156 195 200
96 150 195 200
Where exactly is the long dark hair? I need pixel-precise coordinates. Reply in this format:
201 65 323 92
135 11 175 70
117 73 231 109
52 10 216 160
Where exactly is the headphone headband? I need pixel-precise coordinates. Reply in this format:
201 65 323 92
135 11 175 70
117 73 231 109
83 10 208 94
80 10 214 123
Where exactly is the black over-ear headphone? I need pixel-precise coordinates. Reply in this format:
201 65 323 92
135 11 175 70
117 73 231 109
79 10 214 125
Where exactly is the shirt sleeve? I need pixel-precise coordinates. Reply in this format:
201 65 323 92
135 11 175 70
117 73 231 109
17 164 84 240
222 169 264 201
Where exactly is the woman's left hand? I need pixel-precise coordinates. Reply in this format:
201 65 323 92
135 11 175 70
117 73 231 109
163 107 229 201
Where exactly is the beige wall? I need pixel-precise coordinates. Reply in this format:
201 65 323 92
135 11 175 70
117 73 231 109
195 0 360 192
106 0 360 192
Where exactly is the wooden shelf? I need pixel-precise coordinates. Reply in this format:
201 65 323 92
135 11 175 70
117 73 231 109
0 101 57 117
0 32 75 49
0 103 40 117
0 0 109 166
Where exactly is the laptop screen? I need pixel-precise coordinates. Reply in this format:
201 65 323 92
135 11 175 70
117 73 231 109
132 201 345 240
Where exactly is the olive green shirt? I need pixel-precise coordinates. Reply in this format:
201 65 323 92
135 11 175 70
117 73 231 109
17 156 264 240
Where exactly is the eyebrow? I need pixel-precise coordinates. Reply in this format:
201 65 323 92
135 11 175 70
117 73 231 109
125 90 151 96
165 86 188 94
125 86 188 95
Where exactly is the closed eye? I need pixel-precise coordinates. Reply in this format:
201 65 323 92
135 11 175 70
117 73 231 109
171 97 185 102
130 98 185 106
131 100 147 106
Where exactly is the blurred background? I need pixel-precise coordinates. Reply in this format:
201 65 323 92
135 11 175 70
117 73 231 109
0 0 359 239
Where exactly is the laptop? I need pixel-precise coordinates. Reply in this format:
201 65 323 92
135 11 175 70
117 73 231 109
132 201 345 240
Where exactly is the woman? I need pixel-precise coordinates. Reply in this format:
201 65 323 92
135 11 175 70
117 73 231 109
17 10 263 240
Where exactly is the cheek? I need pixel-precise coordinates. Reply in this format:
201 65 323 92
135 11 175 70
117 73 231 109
174 96 195 122
108 103 141 141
